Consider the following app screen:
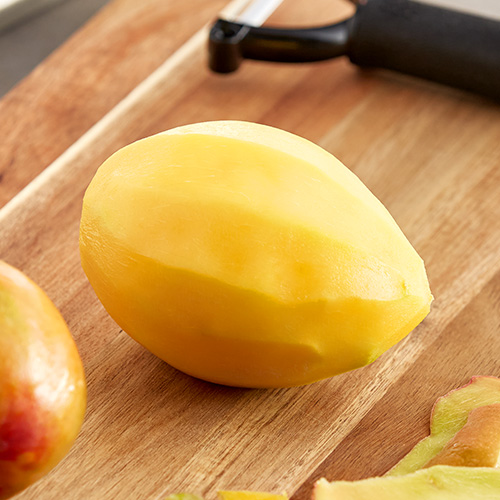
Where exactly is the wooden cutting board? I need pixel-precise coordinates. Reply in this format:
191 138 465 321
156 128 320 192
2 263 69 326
1 0 500 498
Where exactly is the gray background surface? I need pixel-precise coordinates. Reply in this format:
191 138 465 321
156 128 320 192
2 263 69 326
0 0 109 96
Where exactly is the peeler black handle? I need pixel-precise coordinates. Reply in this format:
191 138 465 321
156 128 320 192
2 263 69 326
209 19 350 72
209 0 500 100
349 0 500 100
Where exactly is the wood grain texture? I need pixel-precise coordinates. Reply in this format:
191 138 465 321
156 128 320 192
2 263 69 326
1 0 500 498
0 0 231 208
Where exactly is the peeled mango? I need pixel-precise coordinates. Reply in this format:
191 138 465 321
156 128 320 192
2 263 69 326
80 121 432 388
0 260 86 500
388 376 500 475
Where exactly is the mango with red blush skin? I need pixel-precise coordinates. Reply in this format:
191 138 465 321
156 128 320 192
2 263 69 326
0 260 86 499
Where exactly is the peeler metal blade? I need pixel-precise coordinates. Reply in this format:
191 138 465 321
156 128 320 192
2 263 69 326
231 0 284 27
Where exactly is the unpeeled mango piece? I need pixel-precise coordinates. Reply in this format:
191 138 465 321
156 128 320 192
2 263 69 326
0 260 86 500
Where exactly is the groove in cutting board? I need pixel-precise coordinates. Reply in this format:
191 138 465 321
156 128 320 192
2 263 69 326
0 0 250 226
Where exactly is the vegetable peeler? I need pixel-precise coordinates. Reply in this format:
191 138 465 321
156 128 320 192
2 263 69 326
209 0 500 100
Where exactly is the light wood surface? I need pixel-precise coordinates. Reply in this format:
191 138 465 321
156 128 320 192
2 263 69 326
1 0 500 499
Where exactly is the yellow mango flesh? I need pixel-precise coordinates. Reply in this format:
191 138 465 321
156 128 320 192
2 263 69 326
314 466 500 500
388 376 500 476
0 260 86 500
165 492 286 500
80 121 432 387
218 491 287 500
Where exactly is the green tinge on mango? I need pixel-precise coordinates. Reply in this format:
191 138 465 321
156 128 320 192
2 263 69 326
423 403 500 468
388 376 500 476
80 121 432 388
314 466 500 500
